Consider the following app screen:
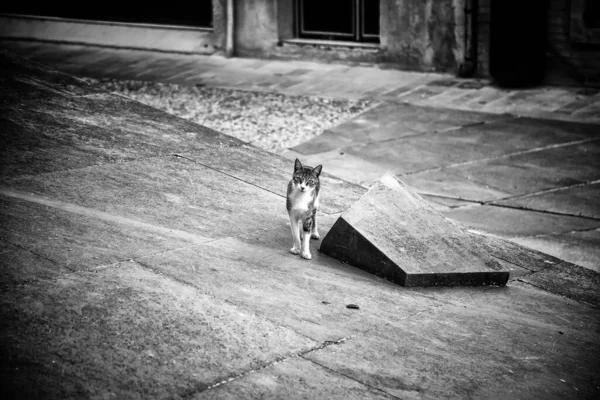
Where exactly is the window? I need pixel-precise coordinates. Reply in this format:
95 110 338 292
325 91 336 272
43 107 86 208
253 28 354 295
1 2 213 28
296 0 379 43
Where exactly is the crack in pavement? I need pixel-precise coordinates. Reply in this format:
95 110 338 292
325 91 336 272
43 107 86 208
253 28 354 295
300 356 406 400
178 338 351 399
417 191 600 222
190 289 484 399
398 137 600 177
486 203 600 222
486 178 600 204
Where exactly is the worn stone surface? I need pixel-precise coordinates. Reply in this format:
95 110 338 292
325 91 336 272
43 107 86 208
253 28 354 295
497 182 600 219
1 47 600 399
465 231 562 273
519 262 600 307
281 149 391 189
345 122 600 177
442 205 600 238
0 238 70 285
0 72 237 179
321 175 509 287
0 193 203 274
438 139 600 197
401 169 514 202
511 230 600 273
198 357 393 400
2 156 287 240
304 281 600 400
291 103 506 155
0 263 316 399
137 232 446 343
178 146 365 215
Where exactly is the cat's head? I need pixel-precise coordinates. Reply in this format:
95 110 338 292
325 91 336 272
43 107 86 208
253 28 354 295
291 158 322 193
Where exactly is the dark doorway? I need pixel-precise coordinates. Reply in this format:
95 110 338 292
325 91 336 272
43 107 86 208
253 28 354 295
296 0 379 43
1 2 213 28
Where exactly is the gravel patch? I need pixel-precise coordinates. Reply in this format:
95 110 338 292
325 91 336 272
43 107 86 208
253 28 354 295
84 79 373 153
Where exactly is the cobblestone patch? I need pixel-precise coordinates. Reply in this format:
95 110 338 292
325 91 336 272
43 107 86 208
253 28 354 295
84 79 373 152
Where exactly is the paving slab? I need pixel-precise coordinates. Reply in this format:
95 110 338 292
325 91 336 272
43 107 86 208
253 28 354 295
0 263 316 399
292 103 508 155
442 204 600 238
465 231 562 273
320 175 509 287
281 149 391 188
0 51 239 178
519 262 600 306
344 119 600 176
401 169 514 202
136 229 448 343
178 146 365 215
2 47 599 398
2 156 287 240
496 182 600 219
0 238 70 285
0 191 202 274
511 230 600 273
434 139 600 198
304 281 600 399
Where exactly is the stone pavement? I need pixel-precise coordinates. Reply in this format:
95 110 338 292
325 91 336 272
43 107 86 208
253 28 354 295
2 40 599 124
2 41 599 272
1 48 600 399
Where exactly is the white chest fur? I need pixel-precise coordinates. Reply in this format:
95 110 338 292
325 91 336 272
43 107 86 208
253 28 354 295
289 188 319 215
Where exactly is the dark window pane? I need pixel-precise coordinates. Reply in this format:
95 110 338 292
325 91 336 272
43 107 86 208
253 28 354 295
362 0 379 36
584 0 600 29
300 0 354 36
1 2 213 28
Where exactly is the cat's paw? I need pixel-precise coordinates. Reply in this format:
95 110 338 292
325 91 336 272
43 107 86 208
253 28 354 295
301 251 312 260
310 232 320 240
290 247 301 255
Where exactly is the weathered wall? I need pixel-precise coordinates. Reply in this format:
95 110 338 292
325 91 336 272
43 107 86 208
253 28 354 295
212 0 227 53
477 0 600 86
380 0 465 72
234 0 466 74
234 0 279 54
546 0 600 86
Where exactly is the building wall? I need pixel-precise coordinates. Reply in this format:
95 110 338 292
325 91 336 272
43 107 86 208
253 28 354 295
233 0 467 74
546 0 600 86
476 0 600 86
234 0 279 53
0 5 222 55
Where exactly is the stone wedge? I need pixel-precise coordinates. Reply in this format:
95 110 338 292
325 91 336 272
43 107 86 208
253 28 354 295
320 175 509 287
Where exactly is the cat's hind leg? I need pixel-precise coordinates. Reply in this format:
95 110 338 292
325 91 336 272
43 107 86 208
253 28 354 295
289 215 301 255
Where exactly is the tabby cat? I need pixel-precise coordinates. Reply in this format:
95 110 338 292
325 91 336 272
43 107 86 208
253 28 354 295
286 158 322 260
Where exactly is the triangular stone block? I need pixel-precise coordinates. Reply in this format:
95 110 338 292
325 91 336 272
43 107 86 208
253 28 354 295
320 175 509 287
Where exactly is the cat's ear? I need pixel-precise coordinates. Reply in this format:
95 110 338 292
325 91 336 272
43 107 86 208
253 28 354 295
294 158 303 172
312 165 322 177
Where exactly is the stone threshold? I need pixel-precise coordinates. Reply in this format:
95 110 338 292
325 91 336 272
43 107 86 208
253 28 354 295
281 38 380 50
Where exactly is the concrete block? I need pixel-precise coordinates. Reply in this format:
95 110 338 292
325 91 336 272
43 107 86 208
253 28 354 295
320 175 509 287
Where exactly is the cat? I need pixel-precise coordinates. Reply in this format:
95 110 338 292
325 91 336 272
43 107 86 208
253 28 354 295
286 158 322 260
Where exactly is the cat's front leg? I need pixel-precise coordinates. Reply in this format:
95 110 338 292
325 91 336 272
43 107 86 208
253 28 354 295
310 213 320 240
289 216 301 255
301 216 313 259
